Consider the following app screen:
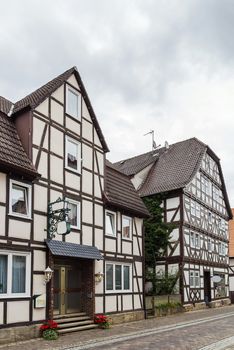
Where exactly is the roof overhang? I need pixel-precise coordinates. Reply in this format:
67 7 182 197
46 240 103 260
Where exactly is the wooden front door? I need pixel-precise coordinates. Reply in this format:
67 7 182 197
54 264 82 315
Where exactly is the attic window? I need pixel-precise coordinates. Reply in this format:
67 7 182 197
66 85 81 120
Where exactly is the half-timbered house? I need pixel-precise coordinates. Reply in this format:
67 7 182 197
228 208 234 303
114 138 232 308
0 67 148 341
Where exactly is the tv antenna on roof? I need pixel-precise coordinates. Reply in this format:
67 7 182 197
144 130 161 151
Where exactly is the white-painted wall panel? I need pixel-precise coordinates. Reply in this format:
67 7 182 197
34 250 46 271
65 117 81 136
50 156 63 184
105 296 117 312
82 120 93 143
95 297 104 313
82 144 93 170
82 170 93 195
65 172 80 191
0 302 3 324
8 220 31 239
122 295 132 311
34 184 48 212
167 197 180 209
0 173 6 203
94 229 103 250
67 74 79 89
34 214 47 241
94 204 103 227
7 301 29 323
51 85 64 104
35 98 49 117
50 127 64 156
105 238 116 252
82 225 93 246
82 200 93 224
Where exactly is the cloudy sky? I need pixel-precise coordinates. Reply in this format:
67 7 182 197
1 0 234 205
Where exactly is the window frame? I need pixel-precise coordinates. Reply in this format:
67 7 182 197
0 250 31 298
66 198 81 230
105 210 116 237
122 215 132 240
65 136 81 174
9 180 32 219
66 85 81 120
105 262 132 293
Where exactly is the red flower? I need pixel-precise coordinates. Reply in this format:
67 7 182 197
40 320 58 331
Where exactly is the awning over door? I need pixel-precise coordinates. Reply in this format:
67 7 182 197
46 240 103 260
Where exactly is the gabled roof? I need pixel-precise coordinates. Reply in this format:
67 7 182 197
0 96 13 115
114 137 232 218
0 112 38 178
104 160 149 218
0 67 109 152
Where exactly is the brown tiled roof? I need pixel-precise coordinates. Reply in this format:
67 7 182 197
0 112 38 178
13 67 109 152
105 160 149 217
0 96 13 115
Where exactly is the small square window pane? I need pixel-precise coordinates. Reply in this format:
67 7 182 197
12 185 27 215
106 264 113 290
12 256 26 293
124 266 130 290
68 202 78 227
115 265 122 290
0 255 7 294
67 140 78 170
67 89 79 118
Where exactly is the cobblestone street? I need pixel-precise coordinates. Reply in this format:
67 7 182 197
2 306 234 350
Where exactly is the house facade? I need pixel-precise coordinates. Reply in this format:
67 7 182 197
228 208 234 303
0 67 148 338
114 138 232 307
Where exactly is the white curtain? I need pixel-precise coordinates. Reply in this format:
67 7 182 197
12 256 26 293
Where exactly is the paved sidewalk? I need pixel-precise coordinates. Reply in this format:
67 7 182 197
1 305 234 350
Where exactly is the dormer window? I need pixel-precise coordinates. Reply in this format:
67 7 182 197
65 136 81 173
66 85 81 120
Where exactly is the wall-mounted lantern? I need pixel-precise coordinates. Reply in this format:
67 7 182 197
44 266 53 284
95 272 104 283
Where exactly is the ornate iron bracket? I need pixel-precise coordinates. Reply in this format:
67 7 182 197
45 197 71 240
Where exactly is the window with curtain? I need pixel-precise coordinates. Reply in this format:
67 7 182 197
67 199 80 229
0 252 30 297
122 216 132 239
105 262 131 292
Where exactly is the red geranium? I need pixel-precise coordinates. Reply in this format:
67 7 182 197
94 314 110 328
40 320 58 331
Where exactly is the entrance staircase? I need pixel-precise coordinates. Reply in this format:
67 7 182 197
54 312 98 334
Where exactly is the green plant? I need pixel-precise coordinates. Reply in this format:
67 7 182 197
94 314 111 329
155 273 178 295
42 329 58 340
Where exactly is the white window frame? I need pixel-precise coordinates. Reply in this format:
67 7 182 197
189 271 195 287
66 85 81 120
195 233 200 248
190 232 195 248
105 262 132 293
191 200 196 216
105 210 116 237
65 136 81 174
9 180 32 219
66 198 81 230
208 238 212 252
195 271 200 288
0 250 31 298
122 215 132 240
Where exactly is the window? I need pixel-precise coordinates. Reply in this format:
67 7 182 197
105 211 116 236
208 238 212 252
65 137 81 173
190 271 200 288
195 233 200 248
67 199 80 229
195 203 200 218
190 271 194 287
106 263 131 292
219 242 226 256
9 180 31 218
0 251 30 298
195 272 200 287
66 85 80 119
190 232 195 247
122 216 132 239
191 200 195 216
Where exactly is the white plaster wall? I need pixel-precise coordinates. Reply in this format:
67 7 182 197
94 129 102 148
51 85 64 104
50 156 63 184
34 250 46 271
0 302 3 324
134 294 141 309
34 214 47 241
33 275 46 295
170 228 179 241
94 175 102 198
50 127 64 156
168 264 179 275
122 241 132 255
36 150 48 179
95 260 104 294
82 120 93 143
94 204 103 227
51 100 64 125
94 151 104 176
173 244 180 256
33 118 47 147
33 307 46 322
34 184 48 212
105 296 117 312
82 200 93 224
135 218 143 236
7 301 29 323
105 238 116 252
67 75 79 89
95 297 104 313
131 164 153 190
66 232 80 244
65 117 81 136
82 100 92 122
167 197 180 209
0 173 6 203
133 237 140 256
65 172 80 191
94 229 103 250
82 144 93 170
82 225 93 246
135 261 142 276
8 220 31 239
50 189 63 202
122 295 133 311
35 99 49 117
167 209 180 222
82 170 93 195
0 207 5 236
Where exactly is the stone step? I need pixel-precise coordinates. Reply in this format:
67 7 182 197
54 312 86 320
56 316 90 324
57 324 98 334
58 320 94 329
